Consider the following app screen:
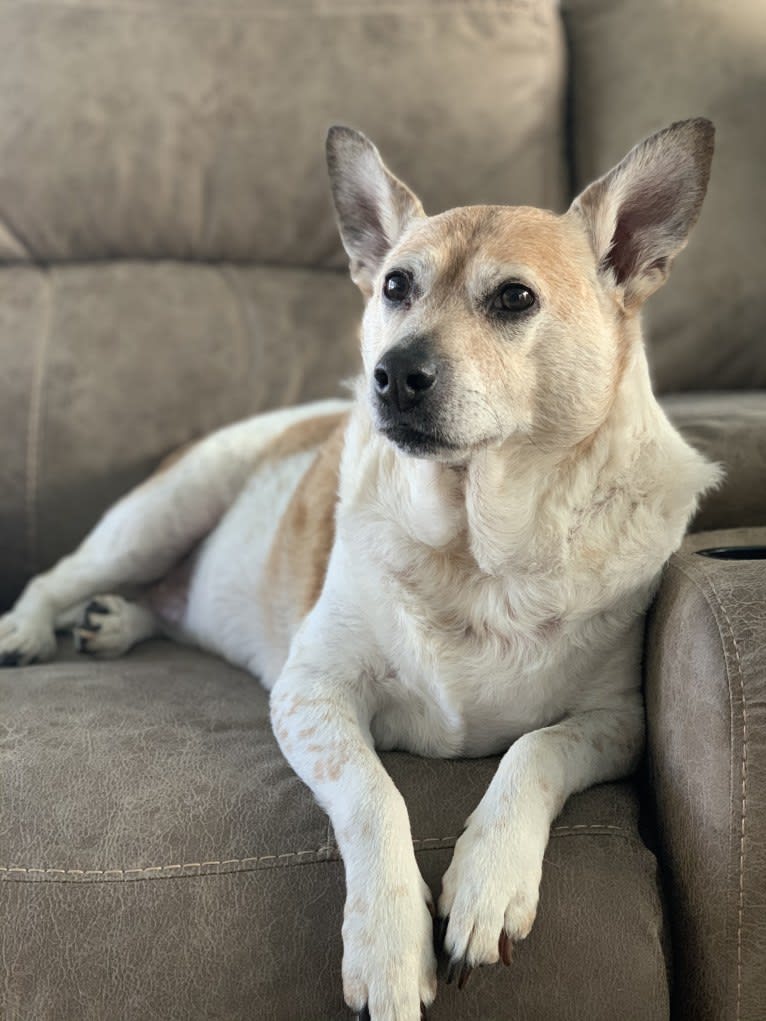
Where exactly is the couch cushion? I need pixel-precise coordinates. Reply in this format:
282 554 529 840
0 0 566 266
1 641 670 1020
662 392 766 531
0 262 362 610
563 0 766 392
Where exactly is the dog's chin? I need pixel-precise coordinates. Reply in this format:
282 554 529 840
378 423 473 463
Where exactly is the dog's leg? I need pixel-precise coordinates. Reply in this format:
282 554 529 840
0 403 349 667
270 594 437 1021
436 689 644 983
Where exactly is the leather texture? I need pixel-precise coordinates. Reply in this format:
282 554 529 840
1 642 670 1020
562 0 766 393
646 528 766 1021
0 263 363 610
0 0 566 265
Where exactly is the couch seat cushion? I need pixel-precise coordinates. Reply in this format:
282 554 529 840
1 641 669 1019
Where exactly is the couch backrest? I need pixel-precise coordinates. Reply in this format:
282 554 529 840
564 0 766 393
0 0 567 607
0 0 567 266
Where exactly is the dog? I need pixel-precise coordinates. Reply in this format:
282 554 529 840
0 119 718 1020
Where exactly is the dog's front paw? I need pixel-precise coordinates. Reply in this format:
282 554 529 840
342 872 437 1021
436 810 545 986
0 611 56 667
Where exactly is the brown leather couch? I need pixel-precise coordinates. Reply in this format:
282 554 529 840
1 2 764 1018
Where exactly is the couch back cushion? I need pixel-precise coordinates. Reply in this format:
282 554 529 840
564 0 766 393
0 0 567 266
0 0 567 607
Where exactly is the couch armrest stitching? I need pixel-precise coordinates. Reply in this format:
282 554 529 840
702 568 748 1021
667 559 746 1019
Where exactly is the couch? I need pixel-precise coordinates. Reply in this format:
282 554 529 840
1 1 764 1018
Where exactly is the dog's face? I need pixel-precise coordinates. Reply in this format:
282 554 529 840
355 205 614 460
327 121 713 461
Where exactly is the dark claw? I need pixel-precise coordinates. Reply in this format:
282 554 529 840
0 651 22 667
420 1004 429 1020
499 929 513 966
434 915 449 957
446 950 473 989
446 957 458 986
86 599 109 616
357 1006 370 1021
457 962 473 990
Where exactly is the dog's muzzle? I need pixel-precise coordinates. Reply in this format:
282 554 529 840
372 337 458 457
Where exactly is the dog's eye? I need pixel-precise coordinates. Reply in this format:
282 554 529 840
492 283 536 313
383 271 413 304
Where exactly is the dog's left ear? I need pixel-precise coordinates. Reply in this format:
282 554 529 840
326 126 425 298
570 118 714 308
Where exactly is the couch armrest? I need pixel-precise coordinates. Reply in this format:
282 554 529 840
644 528 766 1021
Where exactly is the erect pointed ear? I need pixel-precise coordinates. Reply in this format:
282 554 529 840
569 118 715 309
326 126 425 298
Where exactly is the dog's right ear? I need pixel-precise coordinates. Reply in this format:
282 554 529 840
326 126 425 298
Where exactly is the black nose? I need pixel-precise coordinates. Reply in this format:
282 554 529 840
373 342 438 413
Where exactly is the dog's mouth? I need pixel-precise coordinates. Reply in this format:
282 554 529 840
379 423 463 458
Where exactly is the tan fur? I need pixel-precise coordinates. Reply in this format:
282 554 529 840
259 414 348 653
258 410 348 466
150 409 345 486
142 411 347 627
396 206 594 322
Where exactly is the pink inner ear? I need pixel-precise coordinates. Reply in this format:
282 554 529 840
604 178 685 285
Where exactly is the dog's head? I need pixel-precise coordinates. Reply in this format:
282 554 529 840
327 120 714 461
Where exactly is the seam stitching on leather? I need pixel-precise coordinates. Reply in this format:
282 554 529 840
0 825 634 879
704 569 747 1020
670 558 746 1018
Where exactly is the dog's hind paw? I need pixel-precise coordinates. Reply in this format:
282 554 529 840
0 611 56 667
73 595 151 659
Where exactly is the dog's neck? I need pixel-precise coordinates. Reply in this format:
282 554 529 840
341 338 709 580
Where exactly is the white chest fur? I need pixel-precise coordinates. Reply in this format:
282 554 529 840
333 372 718 758
341 513 647 758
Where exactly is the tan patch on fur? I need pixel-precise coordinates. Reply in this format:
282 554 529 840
259 416 348 648
400 205 594 319
311 753 348 783
259 411 348 466
146 410 345 488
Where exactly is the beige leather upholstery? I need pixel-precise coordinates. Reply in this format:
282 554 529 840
647 529 766 1020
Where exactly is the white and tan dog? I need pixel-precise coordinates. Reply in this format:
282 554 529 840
1 120 718 1020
